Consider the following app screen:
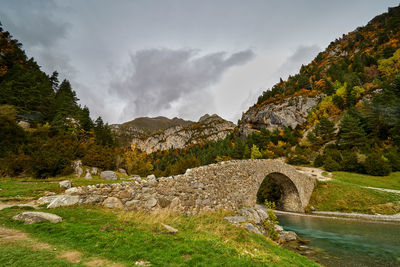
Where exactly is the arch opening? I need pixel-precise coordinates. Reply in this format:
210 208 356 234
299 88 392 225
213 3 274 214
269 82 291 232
256 172 303 212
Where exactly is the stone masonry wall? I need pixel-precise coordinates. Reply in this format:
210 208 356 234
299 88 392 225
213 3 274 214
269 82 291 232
64 159 316 213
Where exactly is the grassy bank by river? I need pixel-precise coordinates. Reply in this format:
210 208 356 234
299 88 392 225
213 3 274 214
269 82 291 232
0 205 318 267
309 172 400 215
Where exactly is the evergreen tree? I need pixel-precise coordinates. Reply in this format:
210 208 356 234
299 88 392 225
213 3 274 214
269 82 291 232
338 112 367 149
314 117 336 142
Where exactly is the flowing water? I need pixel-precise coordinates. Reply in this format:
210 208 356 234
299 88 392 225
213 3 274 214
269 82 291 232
277 213 400 267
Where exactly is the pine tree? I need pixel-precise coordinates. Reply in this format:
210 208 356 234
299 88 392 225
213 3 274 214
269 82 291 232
314 117 336 143
338 112 367 149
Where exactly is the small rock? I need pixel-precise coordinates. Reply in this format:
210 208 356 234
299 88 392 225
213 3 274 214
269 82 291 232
169 197 180 209
47 195 80 208
18 120 30 129
103 197 124 209
100 171 118 180
225 216 246 224
146 174 157 183
135 260 151 266
310 206 315 211
118 168 128 175
243 222 262 235
274 225 284 232
279 231 298 242
125 200 140 207
65 187 80 195
90 167 98 175
84 171 92 179
36 195 61 205
145 198 157 208
13 212 62 224
59 180 72 189
72 160 83 177
250 208 261 224
161 223 178 233
255 208 269 221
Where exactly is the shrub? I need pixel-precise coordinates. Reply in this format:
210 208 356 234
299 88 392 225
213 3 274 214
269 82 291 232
313 154 324 167
286 154 309 165
323 156 341 172
384 149 400 171
364 154 392 176
323 147 342 163
82 144 116 170
341 151 362 172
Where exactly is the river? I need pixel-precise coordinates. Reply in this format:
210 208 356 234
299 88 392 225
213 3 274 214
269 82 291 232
277 213 400 267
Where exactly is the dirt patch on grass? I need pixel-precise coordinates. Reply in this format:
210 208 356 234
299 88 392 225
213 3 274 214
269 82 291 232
57 250 82 263
0 226 28 242
31 242 52 250
85 258 125 267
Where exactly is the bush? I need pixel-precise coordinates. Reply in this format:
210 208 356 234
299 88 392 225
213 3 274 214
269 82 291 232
323 147 342 163
286 154 309 165
341 151 362 172
82 144 116 170
364 154 392 176
323 156 341 172
313 154 324 167
30 137 75 178
384 148 400 171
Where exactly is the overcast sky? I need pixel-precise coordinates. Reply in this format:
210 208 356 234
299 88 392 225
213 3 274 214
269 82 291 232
0 0 397 123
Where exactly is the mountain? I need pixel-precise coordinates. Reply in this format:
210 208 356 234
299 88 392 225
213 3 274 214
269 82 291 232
110 116 194 146
238 5 400 137
130 114 236 153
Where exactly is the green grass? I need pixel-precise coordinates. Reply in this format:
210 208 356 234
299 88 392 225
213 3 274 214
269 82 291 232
332 171 400 190
309 180 400 214
0 206 318 267
0 176 123 201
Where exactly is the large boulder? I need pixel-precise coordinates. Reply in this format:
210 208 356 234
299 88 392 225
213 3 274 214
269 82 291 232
47 195 80 208
13 212 62 224
59 180 72 189
100 171 118 180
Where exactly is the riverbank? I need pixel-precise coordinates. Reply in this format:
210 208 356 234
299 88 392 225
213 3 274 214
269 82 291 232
275 210 400 223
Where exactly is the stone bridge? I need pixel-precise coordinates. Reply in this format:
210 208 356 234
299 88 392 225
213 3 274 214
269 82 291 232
63 159 316 213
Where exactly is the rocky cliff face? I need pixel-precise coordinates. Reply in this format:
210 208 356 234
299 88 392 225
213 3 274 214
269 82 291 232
110 116 193 145
238 95 323 137
131 114 235 153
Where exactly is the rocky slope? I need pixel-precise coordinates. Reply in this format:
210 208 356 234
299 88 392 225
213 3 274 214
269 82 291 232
239 6 400 138
131 114 235 153
110 116 193 145
239 94 324 137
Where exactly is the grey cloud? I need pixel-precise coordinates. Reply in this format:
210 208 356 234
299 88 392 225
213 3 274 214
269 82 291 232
111 48 254 121
275 45 320 78
0 0 68 48
0 0 74 80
